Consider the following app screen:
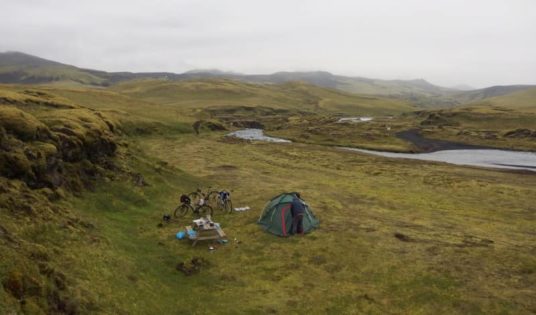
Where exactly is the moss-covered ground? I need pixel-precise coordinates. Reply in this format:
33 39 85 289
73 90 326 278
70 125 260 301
7 131 530 314
1 81 535 314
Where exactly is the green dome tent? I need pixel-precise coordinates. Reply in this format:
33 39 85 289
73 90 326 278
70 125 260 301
257 192 319 236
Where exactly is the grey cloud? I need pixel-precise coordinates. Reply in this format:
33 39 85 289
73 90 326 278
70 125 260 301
1 0 535 87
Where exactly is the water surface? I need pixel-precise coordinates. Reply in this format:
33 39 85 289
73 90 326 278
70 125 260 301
337 117 373 123
228 128 535 172
227 129 291 143
344 148 536 172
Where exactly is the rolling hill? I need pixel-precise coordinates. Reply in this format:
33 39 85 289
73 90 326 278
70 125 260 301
1 51 534 109
0 52 535 313
1 79 535 314
459 86 536 113
111 78 415 115
0 52 452 99
0 52 107 85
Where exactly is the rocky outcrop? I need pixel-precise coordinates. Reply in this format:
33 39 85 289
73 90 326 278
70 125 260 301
230 120 265 129
192 120 227 134
419 112 459 127
503 128 536 139
0 95 122 314
0 103 119 191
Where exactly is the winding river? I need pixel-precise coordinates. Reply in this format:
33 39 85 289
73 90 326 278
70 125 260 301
226 128 291 143
227 128 536 172
343 148 536 172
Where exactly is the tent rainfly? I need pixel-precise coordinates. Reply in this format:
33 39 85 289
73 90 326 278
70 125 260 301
257 192 319 236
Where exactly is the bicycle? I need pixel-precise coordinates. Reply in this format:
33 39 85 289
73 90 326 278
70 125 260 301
174 194 213 218
188 187 221 208
215 190 233 213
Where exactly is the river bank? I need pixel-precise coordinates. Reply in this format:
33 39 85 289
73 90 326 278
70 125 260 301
397 129 497 152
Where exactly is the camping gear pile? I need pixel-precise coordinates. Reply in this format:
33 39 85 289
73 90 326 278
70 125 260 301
173 191 319 248
179 216 227 247
257 192 319 236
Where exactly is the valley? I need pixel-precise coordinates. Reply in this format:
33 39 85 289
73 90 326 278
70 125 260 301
0 53 535 314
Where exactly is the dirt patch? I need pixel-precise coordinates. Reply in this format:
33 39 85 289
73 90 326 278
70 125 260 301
216 164 238 170
503 129 536 138
397 129 495 152
2 270 25 299
420 112 459 127
176 257 209 276
457 236 494 248
394 232 413 242
218 136 249 144
231 120 264 129
192 120 227 134
132 173 149 187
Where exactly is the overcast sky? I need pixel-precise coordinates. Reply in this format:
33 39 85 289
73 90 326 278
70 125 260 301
1 0 535 88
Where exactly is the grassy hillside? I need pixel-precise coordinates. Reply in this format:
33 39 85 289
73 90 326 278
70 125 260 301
0 52 107 85
459 87 536 113
393 88 536 151
1 82 535 314
265 85 536 153
0 84 197 137
0 51 477 109
0 85 129 313
3 51 535 112
221 71 450 96
112 79 415 115
6 128 536 314
452 85 536 106
0 52 452 104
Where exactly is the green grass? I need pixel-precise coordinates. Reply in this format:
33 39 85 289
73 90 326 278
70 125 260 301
268 115 416 152
0 64 107 86
408 109 536 151
35 132 533 314
1 81 535 314
112 79 415 115
460 87 536 114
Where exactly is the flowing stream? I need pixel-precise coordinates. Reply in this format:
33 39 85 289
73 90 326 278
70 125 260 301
344 148 536 172
227 128 536 172
227 128 291 143
337 117 374 123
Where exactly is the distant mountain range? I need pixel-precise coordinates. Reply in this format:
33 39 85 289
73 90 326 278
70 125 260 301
1 51 534 108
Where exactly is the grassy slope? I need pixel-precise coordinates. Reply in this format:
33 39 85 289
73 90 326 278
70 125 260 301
0 84 195 136
460 87 536 114
268 115 415 152
452 86 536 107
0 52 451 107
229 85 536 152
0 64 106 86
270 86 536 152
0 52 106 86
111 79 415 115
1 82 535 313
409 88 536 151
60 132 536 314
0 85 128 313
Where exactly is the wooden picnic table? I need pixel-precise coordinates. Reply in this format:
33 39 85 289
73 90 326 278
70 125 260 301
185 224 226 247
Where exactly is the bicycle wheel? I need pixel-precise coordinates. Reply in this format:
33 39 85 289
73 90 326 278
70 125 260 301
188 191 202 206
215 196 226 212
174 204 192 218
196 204 213 218
224 199 233 214
206 191 220 208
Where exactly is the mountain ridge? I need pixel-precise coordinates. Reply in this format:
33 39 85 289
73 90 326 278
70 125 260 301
1 51 534 108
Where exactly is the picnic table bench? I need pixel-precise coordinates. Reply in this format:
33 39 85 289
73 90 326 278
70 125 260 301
185 223 226 247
